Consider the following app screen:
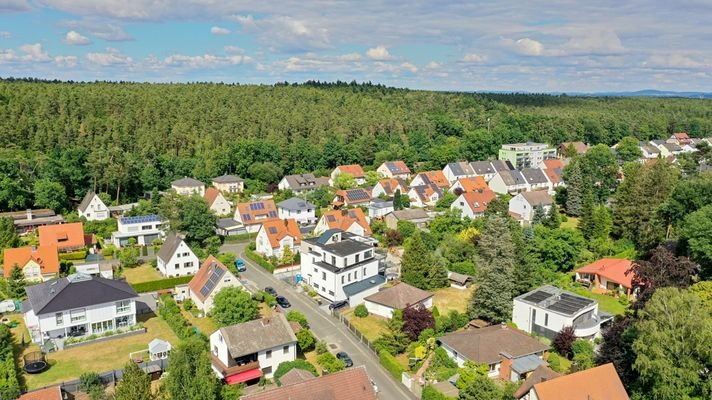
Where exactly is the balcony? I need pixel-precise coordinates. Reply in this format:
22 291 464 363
573 318 600 338
210 353 260 377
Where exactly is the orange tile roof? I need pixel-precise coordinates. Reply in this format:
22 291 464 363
204 186 221 206
416 170 450 189
673 132 690 139
460 190 496 214
3 245 59 278
260 219 302 249
382 160 411 175
533 363 629 400
543 167 562 184
543 159 564 170
454 176 490 193
576 258 634 289
188 255 231 302
376 178 409 196
242 366 377 400
38 222 86 251
336 164 365 178
321 208 371 235
235 200 279 226
18 386 62 400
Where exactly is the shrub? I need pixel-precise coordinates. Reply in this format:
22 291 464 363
354 304 369 318
80 372 102 392
379 349 404 379
403 305 435 341
315 340 328 355
0 354 20 399
553 326 577 359
245 247 275 272
286 311 309 329
183 298 194 311
158 294 202 340
102 246 115 257
317 352 346 374
572 339 595 371
296 329 316 352
273 360 317 386
547 352 566 373
131 276 193 293
421 384 450 400
59 250 88 261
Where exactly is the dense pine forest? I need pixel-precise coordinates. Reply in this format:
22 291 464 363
0 79 711 208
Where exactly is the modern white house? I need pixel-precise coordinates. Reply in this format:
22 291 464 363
364 282 433 318
509 191 554 223
171 177 206 196
210 314 297 383
23 273 139 345
111 215 166 248
204 187 232 216
277 198 317 225
212 174 244 194
156 233 199 277
77 191 110 221
513 285 613 340
300 229 384 304
187 256 243 312
256 219 302 259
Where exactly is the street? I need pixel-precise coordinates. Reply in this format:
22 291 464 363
221 241 417 400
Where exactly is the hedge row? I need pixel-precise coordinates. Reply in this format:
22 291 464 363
378 349 404 380
59 250 88 261
244 247 275 273
224 233 257 242
0 327 19 399
131 276 193 293
157 295 204 341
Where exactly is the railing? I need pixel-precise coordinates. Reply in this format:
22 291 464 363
210 354 259 376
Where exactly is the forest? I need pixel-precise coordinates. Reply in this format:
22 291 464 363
0 79 711 209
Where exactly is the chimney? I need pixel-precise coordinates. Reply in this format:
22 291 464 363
26 209 32 220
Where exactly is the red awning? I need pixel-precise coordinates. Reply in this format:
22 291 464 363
225 368 262 385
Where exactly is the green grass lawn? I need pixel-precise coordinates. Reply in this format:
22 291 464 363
432 286 474 314
343 309 389 341
122 264 163 284
181 310 217 336
571 287 627 316
560 216 580 230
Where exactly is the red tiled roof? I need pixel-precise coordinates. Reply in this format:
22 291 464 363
454 176 489 193
416 170 450 189
18 386 62 400
260 219 302 249
376 178 408 196
235 200 279 226
3 245 60 278
204 186 221 206
460 190 496 214
242 366 377 400
321 209 371 235
542 159 564 170
38 222 85 251
188 256 231 302
576 258 634 289
382 160 411 174
543 167 562 184
533 363 629 400
335 164 365 178
673 132 690 140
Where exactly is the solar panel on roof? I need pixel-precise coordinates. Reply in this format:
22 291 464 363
200 264 226 298
268 227 277 234
547 293 594 314
347 190 369 201
268 211 277 218
242 214 251 221
327 215 335 222
523 291 554 303
121 214 160 224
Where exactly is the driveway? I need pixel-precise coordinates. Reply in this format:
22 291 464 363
222 241 417 400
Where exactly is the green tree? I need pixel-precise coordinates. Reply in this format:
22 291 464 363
401 231 448 290
689 281 712 309
543 202 561 229
296 328 315 352
458 374 503 400
273 360 317 386
374 309 410 354
580 204 612 241
581 144 619 202
114 361 152 400
531 225 585 273
211 287 258 327
317 352 346 374
436 191 457 210
33 179 68 212
364 170 382 186
616 136 643 163
164 338 219 400
571 339 595 371
334 173 356 190
8 266 26 299
0 217 21 257
563 159 588 216
286 311 309 329
179 194 218 244
396 219 416 239
247 162 282 184
680 204 712 278
421 385 452 400
532 204 547 225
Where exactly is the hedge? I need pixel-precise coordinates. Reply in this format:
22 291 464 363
158 294 204 341
0 326 19 400
59 250 88 261
224 232 257 242
379 349 404 379
131 276 193 293
244 247 275 272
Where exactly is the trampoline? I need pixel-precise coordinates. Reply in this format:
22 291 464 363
23 351 48 374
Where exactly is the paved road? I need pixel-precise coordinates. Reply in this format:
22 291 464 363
221 241 417 400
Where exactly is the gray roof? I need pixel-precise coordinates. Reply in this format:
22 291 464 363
650 139 665 146
388 208 429 221
469 161 495 175
364 282 432 309
521 168 550 185
413 184 442 201
370 199 394 209
212 174 243 183
25 273 138 315
78 191 100 213
278 197 316 211
320 238 373 257
490 160 514 172
512 354 547 374
439 325 549 365
448 162 475 176
640 143 660 154
514 285 596 317
281 174 329 191
343 274 386 297
662 143 682 152
219 314 297 359
157 233 185 263
217 218 241 229
171 177 204 187
148 338 171 353
448 271 472 285
498 170 527 186
521 191 553 206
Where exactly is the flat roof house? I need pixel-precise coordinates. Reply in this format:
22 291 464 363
3 245 59 282
0 209 64 234
499 143 557 169
364 282 433 318
111 214 165 248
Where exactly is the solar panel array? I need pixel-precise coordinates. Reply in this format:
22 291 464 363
242 214 252 221
269 227 278 234
548 293 594 315
249 203 266 210
121 214 160 225
200 263 226 298
523 290 553 303
327 215 336 222
346 189 370 201
268 211 277 218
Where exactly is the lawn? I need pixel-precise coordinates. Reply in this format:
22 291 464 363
181 310 217 335
302 350 323 375
343 309 389 342
560 216 580 230
15 313 181 390
571 287 627 316
122 264 163 284
432 286 474 314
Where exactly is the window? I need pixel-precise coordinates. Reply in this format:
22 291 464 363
341 276 345 284
331 256 336 265
262 366 272 375
185 262 194 268
355 270 358 280
544 313 549 326
314 283 319 289
141 225 152 231
489 364 496 372
213 345 218 355
365 250 372 258
328 290 334 296
174 263 179 269
116 300 131 314
91 320 113 333
265 350 272 359
70 309 86 323
348 272 352 282
283 345 289 354
219 334 223 343
322 272 326 280
363 267 367 277
55 313 63 325
355 254 360 263
116 315 132 328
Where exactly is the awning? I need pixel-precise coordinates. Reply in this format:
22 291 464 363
225 368 262 384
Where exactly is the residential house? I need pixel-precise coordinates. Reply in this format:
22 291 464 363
0 209 64 234
277 198 317 224
557 141 588 157
278 174 329 194
333 188 372 208
469 160 498 181
18 386 64 400
410 170 450 190
241 366 377 400
330 164 366 186
513 285 613 340
439 324 550 382
111 215 165 247
512 365 561 400
77 191 109 221
364 282 433 318
451 190 497 220
23 273 139 345
575 258 635 298
233 200 279 233
171 177 205 196
204 187 232 216
367 199 394 221
156 233 199 277
443 161 476 184
509 191 554 223
408 184 442 208
108 203 138 218
188 256 243 312
256 219 302 258
212 174 244 194
516 363 628 400
488 170 529 194
216 218 244 236
3 245 59 282
541 160 565 191
210 314 297 382
522 168 552 193
371 178 409 199
300 229 384 304
384 209 431 230
74 263 113 279
667 132 691 146
314 209 371 236
376 161 411 180
490 159 515 173
640 142 661 159
450 176 490 194
658 142 684 158
38 222 87 253
499 143 557 169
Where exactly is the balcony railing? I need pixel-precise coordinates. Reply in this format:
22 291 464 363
210 353 259 377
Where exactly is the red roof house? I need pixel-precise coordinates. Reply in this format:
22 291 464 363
575 258 635 297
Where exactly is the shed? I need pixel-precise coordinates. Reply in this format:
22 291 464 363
448 271 473 289
148 338 172 361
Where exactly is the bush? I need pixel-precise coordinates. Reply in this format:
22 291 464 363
317 352 346 374
286 311 309 329
354 304 369 318
273 360 317 386
553 326 577 359
59 249 88 261
158 294 202 340
223 233 258 242
80 372 102 392
571 339 595 371
547 352 566 373
102 246 115 257
379 349 404 379
183 298 194 311
421 384 450 400
245 247 275 272
296 329 315 352
315 340 328 355
131 276 193 293
0 354 20 400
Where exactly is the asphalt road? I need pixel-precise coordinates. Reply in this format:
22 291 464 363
221 241 417 400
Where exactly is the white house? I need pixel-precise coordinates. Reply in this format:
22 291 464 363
171 177 206 196
368 199 394 222
488 170 530 194
443 161 476 184
300 229 384 304
156 233 199 277
188 256 243 312
451 190 497 220
111 215 165 248
329 164 366 186
371 178 409 199
204 187 232 216
77 191 109 221
521 168 552 193
212 174 244 194
509 191 554 223
469 161 498 182
256 219 302 258
364 282 433 318
23 273 139 345
3 245 59 282
278 174 330 194
408 184 442 208
513 285 613 340
376 161 411 180
277 198 317 224
314 209 371 236
210 314 297 382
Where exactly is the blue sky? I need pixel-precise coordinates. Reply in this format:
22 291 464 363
0 0 710 92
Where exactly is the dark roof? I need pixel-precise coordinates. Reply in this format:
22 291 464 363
171 176 204 187
490 160 514 172
448 161 475 176
218 314 297 359
25 273 138 315
217 218 241 229
278 197 316 211
343 275 386 297
343 188 371 202
157 233 185 263
469 161 495 175
316 229 341 245
78 191 100 213
120 214 161 225
513 365 561 399
242 366 377 400
388 209 430 221
364 282 432 309
321 239 373 257
498 170 527 186
448 271 472 285
521 168 549 185
515 285 595 317
282 174 329 190
212 174 243 183
439 325 549 364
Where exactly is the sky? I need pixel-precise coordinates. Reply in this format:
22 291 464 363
0 0 711 92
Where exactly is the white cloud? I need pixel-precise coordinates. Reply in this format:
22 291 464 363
557 30 625 56
400 62 417 73
514 38 544 56
366 46 391 60
0 0 30 12
63 20 133 41
223 45 244 53
163 53 251 69
86 47 132 66
0 31 11 38
64 30 91 45
232 14 330 51
425 61 441 69
210 26 231 35
19 43 50 61
54 55 78 67
645 53 706 69
462 53 487 63
338 53 361 61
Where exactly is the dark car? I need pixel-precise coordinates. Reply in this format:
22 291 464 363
328 300 349 310
276 296 291 308
336 351 353 367
265 287 278 296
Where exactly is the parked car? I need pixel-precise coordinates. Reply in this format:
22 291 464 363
276 296 291 308
328 300 349 310
336 351 353 367
234 259 246 272
265 287 278 296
